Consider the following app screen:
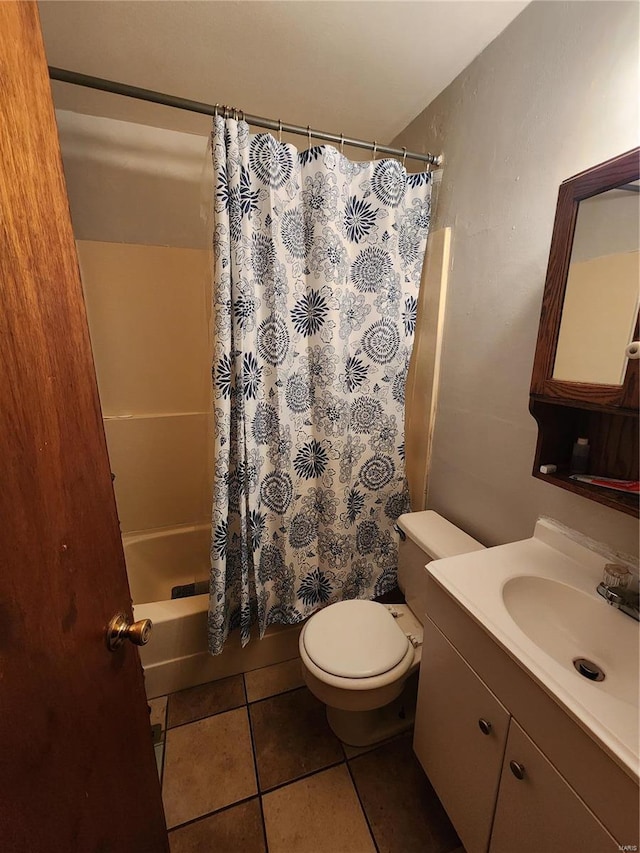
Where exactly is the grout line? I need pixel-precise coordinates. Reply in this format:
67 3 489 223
247 684 306 710
166 700 247 733
344 731 408 763
159 698 168 789
246 682 306 705
259 757 346 797
167 793 260 834
241 670 248 705
160 672 243 700
166 760 349 838
345 759 380 853
246 700 269 852
339 738 350 762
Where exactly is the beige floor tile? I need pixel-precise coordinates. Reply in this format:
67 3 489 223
169 798 266 853
167 674 245 728
263 764 376 853
148 696 167 732
342 732 406 760
244 657 305 703
349 734 460 853
250 688 343 791
162 707 257 829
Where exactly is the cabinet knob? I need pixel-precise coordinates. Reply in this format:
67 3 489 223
478 718 492 735
509 760 526 780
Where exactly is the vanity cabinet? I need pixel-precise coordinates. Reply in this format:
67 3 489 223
414 612 627 853
414 616 509 853
490 720 616 853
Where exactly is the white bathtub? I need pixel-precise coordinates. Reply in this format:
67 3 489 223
125 524 301 699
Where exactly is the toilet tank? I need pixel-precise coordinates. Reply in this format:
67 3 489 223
396 511 484 625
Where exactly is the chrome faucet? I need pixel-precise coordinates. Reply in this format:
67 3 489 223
596 563 639 622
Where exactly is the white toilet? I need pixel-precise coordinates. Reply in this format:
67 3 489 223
299 510 484 746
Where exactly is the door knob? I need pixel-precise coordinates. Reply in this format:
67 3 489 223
106 612 152 651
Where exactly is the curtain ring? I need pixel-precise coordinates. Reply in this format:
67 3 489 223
402 147 407 168
278 119 283 143
372 141 377 161
307 125 312 148
223 105 229 119
213 103 219 118
340 133 344 155
234 107 239 120
240 109 245 122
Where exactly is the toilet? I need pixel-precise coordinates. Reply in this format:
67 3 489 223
299 510 484 746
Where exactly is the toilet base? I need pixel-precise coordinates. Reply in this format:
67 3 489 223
326 672 419 747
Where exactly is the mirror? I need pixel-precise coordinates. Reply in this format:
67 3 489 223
553 182 639 386
530 148 639 517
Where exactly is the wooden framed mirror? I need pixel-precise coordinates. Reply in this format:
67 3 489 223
530 148 639 516
531 148 639 408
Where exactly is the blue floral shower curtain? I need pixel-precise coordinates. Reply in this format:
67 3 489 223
209 115 431 654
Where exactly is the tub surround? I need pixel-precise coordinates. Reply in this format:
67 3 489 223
77 240 213 537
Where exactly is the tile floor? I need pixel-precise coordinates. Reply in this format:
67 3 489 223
149 658 464 853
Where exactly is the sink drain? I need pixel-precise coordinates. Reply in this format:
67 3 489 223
573 658 605 682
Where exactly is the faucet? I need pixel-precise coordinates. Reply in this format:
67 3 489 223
596 563 639 622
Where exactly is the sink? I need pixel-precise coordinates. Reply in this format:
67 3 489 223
502 575 639 706
425 517 640 777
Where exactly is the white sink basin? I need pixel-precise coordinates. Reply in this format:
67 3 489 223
502 575 638 706
427 518 639 778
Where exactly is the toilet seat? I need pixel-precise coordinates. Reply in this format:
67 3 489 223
299 601 417 693
302 600 411 679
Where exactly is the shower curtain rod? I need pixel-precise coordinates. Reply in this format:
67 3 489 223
48 66 442 167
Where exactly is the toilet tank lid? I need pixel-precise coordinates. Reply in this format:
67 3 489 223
397 511 484 559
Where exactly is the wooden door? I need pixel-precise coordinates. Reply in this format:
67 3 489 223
489 721 620 853
413 617 510 853
0 4 169 851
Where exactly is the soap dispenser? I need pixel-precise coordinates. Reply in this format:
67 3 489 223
570 437 590 474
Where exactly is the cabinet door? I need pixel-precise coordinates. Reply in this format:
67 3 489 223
490 721 619 853
414 617 510 853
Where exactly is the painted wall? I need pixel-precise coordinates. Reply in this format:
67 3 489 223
393 1 639 554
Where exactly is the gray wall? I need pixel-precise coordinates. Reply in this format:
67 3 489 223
394 1 639 554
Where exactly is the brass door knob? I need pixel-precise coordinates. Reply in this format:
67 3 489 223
106 612 153 651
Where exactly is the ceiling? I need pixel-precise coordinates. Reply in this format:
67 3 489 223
40 1 528 145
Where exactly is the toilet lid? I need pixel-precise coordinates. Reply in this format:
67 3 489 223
302 600 410 678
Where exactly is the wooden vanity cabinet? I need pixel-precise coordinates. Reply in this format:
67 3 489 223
414 617 510 853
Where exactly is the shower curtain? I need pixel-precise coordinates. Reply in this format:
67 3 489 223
209 115 431 654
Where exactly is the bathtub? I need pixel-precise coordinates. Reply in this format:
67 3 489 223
125 524 302 699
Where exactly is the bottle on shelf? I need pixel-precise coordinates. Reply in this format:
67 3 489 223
570 437 590 475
